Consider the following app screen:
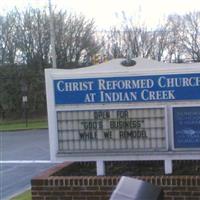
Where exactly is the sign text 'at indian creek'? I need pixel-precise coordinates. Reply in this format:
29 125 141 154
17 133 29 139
54 73 200 104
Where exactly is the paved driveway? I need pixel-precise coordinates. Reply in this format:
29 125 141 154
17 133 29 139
0 129 54 200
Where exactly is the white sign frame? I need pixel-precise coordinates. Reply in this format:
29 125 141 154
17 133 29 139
45 67 200 175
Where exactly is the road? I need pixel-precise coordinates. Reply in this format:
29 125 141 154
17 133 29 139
0 129 54 200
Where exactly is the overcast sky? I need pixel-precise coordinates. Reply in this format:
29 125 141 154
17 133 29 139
0 0 200 29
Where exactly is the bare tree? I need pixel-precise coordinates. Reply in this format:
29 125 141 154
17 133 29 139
54 11 101 68
101 28 126 59
0 10 18 64
163 14 185 63
148 27 168 62
16 8 50 67
181 12 200 62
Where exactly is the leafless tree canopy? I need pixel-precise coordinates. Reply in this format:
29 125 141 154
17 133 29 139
0 8 200 119
0 8 101 68
101 11 200 63
1 9 200 67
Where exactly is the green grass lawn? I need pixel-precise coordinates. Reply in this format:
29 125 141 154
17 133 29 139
10 190 31 200
0 118 48 131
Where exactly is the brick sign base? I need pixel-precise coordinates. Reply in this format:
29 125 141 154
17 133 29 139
31 162 200 200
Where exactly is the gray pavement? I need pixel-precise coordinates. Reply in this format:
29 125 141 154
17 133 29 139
0 129 55 200
0 129 50 160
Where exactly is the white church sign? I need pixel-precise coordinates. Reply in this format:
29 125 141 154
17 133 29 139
45 58 200 175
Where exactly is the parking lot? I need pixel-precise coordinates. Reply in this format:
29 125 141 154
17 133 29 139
0 129 54 200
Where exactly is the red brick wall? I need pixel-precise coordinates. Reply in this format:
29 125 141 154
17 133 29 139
31 162 200 200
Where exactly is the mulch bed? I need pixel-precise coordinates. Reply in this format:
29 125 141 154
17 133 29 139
52 160 200 176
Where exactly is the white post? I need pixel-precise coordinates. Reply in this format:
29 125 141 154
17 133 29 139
164 159 173 174
96 160 105 176
48 0 57 68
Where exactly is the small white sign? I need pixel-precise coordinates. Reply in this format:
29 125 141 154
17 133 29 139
22 96 28 103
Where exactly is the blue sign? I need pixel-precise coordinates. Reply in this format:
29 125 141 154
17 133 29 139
54 73 200 104
173 107 200 148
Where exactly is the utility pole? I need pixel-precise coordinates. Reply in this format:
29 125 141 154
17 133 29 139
48 0 57 68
